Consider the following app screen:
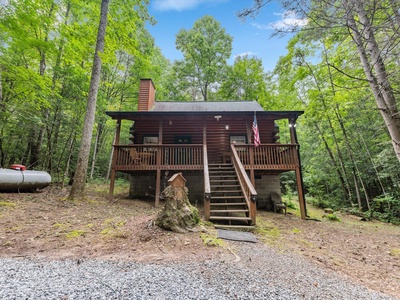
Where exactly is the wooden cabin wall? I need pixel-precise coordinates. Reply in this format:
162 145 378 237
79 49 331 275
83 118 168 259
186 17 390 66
162 119 203 144
206 120 231 163
205 118 276 163
132 117 278 159
132 120 160 144
258 118 278 144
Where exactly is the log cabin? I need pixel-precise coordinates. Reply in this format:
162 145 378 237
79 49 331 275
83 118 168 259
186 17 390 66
106 79 306 227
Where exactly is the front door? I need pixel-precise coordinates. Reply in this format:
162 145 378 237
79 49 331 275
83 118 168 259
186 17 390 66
174 136 192 164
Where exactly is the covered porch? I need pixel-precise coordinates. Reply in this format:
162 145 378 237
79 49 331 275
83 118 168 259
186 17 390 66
106 111 306 222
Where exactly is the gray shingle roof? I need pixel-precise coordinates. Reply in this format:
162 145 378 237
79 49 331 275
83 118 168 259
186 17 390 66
150 101 264 112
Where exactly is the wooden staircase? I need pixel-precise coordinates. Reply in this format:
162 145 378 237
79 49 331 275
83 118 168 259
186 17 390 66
208 163 253 227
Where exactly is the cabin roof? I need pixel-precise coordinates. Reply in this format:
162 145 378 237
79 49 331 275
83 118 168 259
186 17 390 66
150 101 263 112
106 100 303 121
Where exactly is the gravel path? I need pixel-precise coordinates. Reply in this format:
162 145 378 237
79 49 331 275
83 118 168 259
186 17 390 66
0 241 397 300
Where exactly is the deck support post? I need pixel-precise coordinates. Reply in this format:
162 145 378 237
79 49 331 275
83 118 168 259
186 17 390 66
250 195 257 225
154 120 163 208
155 169 161 208
290 117 307 219
108 119 121 201
295 166 306 219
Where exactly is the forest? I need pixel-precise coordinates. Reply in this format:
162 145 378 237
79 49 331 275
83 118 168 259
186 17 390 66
0 0 399 223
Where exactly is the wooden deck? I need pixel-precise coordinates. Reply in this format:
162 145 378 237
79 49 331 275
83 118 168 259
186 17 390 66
112 144 299 172
110 143 305 222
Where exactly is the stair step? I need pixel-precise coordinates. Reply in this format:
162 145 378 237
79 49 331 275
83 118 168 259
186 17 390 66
210 209 249 213
211 185 240 188
210 173 236 178
211 190 241 193
210 179 238 182
212 196 244 199
210 202 247 206
209 216 252 221
214 224 255 230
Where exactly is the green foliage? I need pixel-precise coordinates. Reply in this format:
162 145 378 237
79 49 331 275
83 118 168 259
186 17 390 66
323 213 340 222
0 201 16 207
367 195 400 225
0 0 157 181
65 229 85 239
306 196 333 210
286 200 297 210
242 0 400 219
217 54 268 102
174 15 233 101
200 233 226 247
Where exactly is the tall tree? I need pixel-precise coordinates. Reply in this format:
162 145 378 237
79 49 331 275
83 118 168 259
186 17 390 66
238 0 400 163
175 15 233 101
68 0 109 199
217 54 268 104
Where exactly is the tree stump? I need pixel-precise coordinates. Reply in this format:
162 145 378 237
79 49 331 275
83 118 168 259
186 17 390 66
155 185 200 233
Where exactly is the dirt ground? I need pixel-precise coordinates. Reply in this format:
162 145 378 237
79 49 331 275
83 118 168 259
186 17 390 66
0 183 399 298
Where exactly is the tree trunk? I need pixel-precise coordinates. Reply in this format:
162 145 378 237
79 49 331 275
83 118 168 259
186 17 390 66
155 185 200 233
105 134 115 181
0 68 3 167
345 0 400 163
90 122 103 179
314 122 351 202
69 0 109 199
62 132 76 188
302 54 352 203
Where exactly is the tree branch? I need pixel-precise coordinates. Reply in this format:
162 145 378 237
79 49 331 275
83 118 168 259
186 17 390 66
327 63 369 82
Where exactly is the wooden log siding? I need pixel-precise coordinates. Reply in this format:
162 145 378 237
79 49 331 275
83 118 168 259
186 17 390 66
114 144 203 171
132 117 277 163
234 144 299 170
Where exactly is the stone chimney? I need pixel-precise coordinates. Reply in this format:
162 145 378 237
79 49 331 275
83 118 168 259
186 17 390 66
138 79 156 111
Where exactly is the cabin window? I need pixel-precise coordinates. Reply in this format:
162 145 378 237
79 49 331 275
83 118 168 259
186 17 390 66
230 135 246 145
143 136 158 144
230 135 247 151
174 136 192 144
143 136 158 151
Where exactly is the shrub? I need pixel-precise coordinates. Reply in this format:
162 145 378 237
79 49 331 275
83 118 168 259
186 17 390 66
367 194 400 224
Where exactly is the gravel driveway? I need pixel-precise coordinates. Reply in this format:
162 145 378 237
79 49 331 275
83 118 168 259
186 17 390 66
0 241 397 300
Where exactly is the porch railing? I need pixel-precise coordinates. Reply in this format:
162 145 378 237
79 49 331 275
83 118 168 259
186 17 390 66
231 144 257 224
203 145 211 220
114 144 203 171
233 144 299 170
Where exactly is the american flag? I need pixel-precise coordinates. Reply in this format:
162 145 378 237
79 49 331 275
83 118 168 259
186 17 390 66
252 113 261 147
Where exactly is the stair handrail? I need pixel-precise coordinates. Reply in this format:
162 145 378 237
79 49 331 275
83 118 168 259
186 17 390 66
230 144 257 222
203 145 211 220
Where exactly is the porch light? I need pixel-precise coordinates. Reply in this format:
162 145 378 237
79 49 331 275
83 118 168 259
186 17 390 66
225 124 229 130
214 115 222 121
289 123 296 128
169 120 172 125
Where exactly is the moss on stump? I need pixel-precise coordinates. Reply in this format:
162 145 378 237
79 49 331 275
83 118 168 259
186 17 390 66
155 185 199 233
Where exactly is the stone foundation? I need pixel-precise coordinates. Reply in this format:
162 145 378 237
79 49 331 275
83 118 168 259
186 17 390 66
254 174 281 210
